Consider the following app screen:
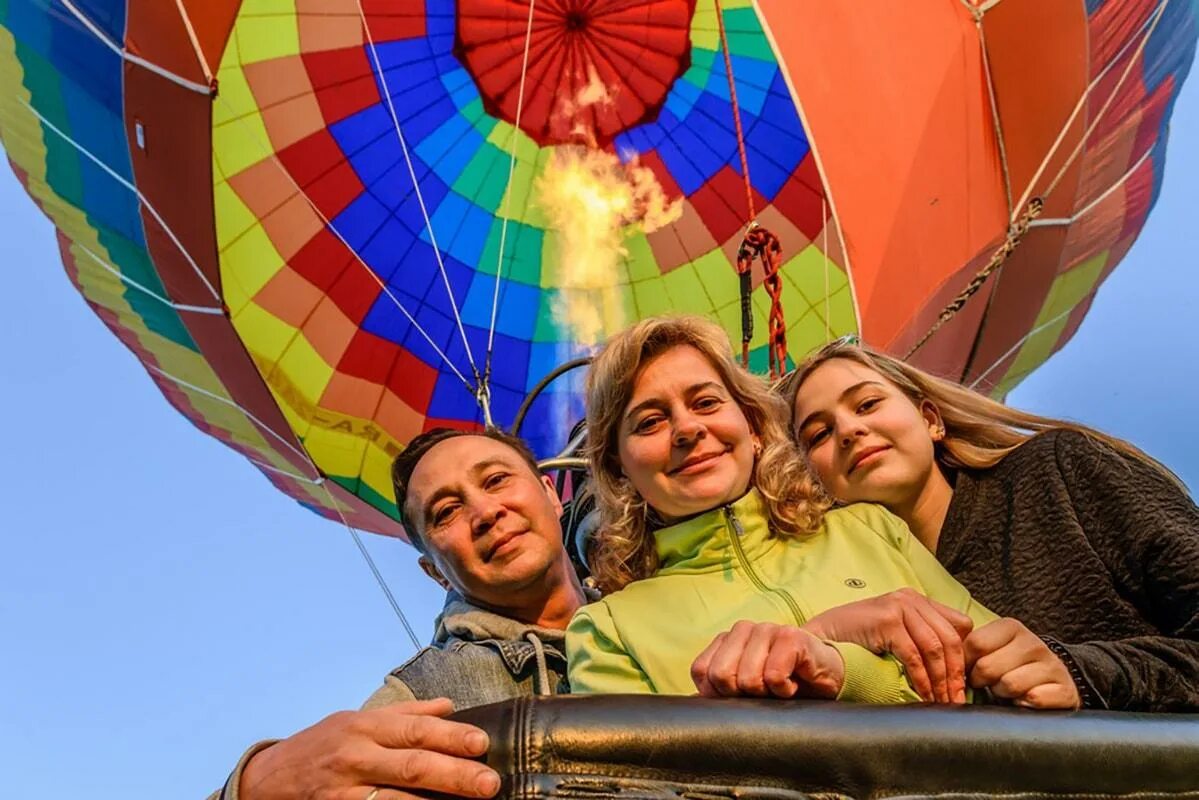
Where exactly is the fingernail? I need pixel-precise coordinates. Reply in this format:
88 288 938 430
466 730 489 753
477 771 501 796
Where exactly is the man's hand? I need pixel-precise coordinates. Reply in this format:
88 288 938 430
690 621 845 699
238 698 502 800
965 618 1081 710
802 589 975 703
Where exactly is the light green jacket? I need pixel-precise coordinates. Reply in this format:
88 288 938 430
567 490 997 703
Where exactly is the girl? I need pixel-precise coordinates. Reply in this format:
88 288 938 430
785 338 1199 711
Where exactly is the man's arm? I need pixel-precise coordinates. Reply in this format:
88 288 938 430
207 741 276 800
210 698 501 800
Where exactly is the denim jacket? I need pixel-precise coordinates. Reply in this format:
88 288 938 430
213 591 583 800
362 591 572 711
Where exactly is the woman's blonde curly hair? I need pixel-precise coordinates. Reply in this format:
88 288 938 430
585 315 829 594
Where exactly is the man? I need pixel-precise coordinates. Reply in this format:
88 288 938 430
212 428 589 800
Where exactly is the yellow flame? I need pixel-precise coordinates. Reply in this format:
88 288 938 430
536 147 682 345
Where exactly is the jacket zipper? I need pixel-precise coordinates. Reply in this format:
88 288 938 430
723 504 806 626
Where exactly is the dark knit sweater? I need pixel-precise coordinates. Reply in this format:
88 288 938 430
938 430 1199 712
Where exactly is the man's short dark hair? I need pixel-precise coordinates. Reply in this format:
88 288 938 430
391 427 543 552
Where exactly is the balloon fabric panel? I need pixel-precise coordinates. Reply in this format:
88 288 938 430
1 0 1195 538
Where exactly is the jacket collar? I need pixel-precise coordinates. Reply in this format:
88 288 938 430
653 489 776 572
432 591 569 648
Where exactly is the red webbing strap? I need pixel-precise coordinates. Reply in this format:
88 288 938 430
716 0 787 374
714 0 756 223
736 225 787 379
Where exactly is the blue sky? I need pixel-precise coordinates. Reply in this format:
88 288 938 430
1 75 1197 800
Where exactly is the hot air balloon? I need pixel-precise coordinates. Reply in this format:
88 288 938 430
0 0 1194 540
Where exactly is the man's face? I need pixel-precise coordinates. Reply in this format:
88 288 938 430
404 436 566 609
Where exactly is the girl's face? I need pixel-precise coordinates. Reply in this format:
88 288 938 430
617 345 758 522
792 358 942 508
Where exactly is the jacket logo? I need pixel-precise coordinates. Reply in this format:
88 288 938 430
844 578 867 589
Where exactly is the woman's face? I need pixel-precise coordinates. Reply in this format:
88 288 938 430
792 358 942 508
617 345 758 521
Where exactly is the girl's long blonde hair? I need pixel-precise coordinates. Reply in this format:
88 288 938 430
781 338 1184 488
585 315 829 593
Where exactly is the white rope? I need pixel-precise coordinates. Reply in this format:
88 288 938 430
958 11 1017 340
319 480 422 651
217 96 475 393
58 0 212 95
146 363 319 472
1011 0 1170 219
153 356 422 647
21 65 423 641
1039 0 1170 204
822 196 830 342
173 0 215 85
976 14 1013 217
21 99 222 303
485 0 538 386
968 305 1076 389
1028 142 1155 228
24 4 427 637
156 340 422 646
353 0 485 394
76 243 224 315
248 458 325 485
754 8 863 334
215 97 466 636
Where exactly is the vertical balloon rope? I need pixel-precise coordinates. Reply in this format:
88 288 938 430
319 483 423 651
355 0 486 397
714 0 755 224
486 0 537 398
714 0 787 377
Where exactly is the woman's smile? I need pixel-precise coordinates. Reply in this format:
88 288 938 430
670 449 729 475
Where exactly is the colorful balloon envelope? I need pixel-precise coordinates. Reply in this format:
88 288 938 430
1 0 1194 537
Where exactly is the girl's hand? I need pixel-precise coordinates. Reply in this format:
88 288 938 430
691 621 845 699
965 618 1081 709
802 589 974 703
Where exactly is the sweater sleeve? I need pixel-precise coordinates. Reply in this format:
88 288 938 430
827 641 925 704
567 602 656 694
822 507 998 705
1051 432 1199 711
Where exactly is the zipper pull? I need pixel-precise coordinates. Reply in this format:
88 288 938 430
724 504 745 537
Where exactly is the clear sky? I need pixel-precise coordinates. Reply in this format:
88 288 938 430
1 76 1196 800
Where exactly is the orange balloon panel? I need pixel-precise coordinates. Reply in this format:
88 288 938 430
758 0 1190 390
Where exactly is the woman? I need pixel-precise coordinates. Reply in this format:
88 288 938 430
785 337 1199 711
566 315 1076 707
